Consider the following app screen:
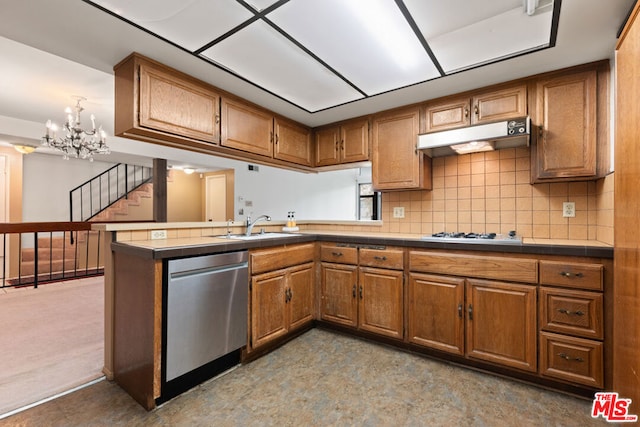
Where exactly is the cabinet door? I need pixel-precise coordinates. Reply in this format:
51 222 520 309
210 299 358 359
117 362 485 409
251 272 287 349
221 98 273 157
315 126 340 166
358 267 404 339
139 62 220 143
423 97 471 133
372 108 431 190
274 118 312 166
466 279 537 372
340 119 370 163
287 263 315 330
472 85 527 124
320 262 358 327
408 273 465 355
533 70 597 180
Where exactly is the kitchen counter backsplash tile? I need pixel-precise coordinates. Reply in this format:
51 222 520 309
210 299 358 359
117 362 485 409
378 148 614 245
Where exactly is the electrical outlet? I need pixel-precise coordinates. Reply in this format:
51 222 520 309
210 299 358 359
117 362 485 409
393 207 405 218
562 202 576 218
151 229 167 240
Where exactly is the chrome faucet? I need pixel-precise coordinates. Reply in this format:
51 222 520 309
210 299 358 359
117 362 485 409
245 214 271 236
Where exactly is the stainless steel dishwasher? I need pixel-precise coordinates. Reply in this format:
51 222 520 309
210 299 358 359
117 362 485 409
160 251 248 402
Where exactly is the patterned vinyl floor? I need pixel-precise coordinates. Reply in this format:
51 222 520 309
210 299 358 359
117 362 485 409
1 328 607 426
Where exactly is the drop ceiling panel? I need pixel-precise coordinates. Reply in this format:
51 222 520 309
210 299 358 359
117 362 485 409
91 0 253 51
200 20 364 112
269 0 441 96
428 6 554 73
243 0 282 12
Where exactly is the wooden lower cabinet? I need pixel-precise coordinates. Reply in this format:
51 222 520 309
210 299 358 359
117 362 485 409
408 273 465 355
320 244 405 340
358 267 403 339
320 262 358 327
251 262 314 349
466 279 537 372
408 273 537 372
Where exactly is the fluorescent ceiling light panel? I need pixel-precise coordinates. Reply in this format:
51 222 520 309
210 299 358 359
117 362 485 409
269 0 440 95
91 0 253 51
243 0 282 12
427 6 554 73
200 20 364 111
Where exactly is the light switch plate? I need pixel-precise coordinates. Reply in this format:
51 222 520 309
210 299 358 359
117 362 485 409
562 202 576 218
151 229 167 239
393 207 405 218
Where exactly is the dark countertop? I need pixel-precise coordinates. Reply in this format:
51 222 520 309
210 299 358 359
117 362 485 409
111 232 614 260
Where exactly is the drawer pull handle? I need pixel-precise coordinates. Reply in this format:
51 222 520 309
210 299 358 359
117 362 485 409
332 252 343 257
557 353 584 362
557 308 585 316
559 271 584 278
374 256 387 261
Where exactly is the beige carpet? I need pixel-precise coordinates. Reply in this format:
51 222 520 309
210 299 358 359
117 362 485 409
0 277 104 416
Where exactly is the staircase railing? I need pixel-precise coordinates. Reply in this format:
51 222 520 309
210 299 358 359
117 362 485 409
69 163 153 222
0 222 103 288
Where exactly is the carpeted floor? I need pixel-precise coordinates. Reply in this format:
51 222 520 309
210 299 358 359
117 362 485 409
0 277 104 417
1 328 607 426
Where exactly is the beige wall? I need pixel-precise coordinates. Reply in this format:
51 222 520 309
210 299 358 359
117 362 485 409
167 169 203 222
376 147 614 243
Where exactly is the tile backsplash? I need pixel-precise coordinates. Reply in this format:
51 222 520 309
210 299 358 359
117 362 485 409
380 148 614 244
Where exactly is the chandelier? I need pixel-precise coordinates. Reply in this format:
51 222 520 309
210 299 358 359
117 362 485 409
42 96 110 161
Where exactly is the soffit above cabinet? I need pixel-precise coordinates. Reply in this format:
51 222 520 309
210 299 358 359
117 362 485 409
87 0 560 113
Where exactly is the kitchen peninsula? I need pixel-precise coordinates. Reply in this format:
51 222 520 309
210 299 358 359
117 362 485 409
95 221 613 410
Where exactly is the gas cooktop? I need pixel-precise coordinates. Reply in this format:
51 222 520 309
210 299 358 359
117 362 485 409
421 231 522 245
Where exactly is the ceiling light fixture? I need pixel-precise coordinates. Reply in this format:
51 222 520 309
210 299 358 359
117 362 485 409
42 96 110 161
13 144 37 154
183 168 195 175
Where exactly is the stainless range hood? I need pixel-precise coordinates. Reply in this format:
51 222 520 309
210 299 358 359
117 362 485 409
417 117 530 157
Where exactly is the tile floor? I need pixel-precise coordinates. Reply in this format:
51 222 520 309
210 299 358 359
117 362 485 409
2 328 607 426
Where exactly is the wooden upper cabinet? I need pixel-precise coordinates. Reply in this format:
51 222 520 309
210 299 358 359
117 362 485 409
423 96 471 133
315 118 369 167
423 84 527 133
221 98 273 157
531 69 600 182
315 127 340 166
372 107 432 191
274 118 312 166
114 53 221 146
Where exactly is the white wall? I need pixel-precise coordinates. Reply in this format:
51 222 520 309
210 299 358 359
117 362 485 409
22 153 116 221
233 163 368 222
21 152 368 222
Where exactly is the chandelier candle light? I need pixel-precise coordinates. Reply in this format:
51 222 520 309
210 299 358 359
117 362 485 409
42 96 110 161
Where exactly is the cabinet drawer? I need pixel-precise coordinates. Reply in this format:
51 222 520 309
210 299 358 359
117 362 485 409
539 287 603 339
359 248 404 270
540 332 603 388
539 261 603 290
320 245 358 265
409 251 538 284
250 243 314 275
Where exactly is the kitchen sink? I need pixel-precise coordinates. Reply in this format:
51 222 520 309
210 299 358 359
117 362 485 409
216 232 299 240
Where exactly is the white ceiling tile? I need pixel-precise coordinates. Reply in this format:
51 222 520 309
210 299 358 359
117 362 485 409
404 0 523 39
243 0 282 12
200 20 363 112
91 0 253 51
428 6 554 73
269 0 441 96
